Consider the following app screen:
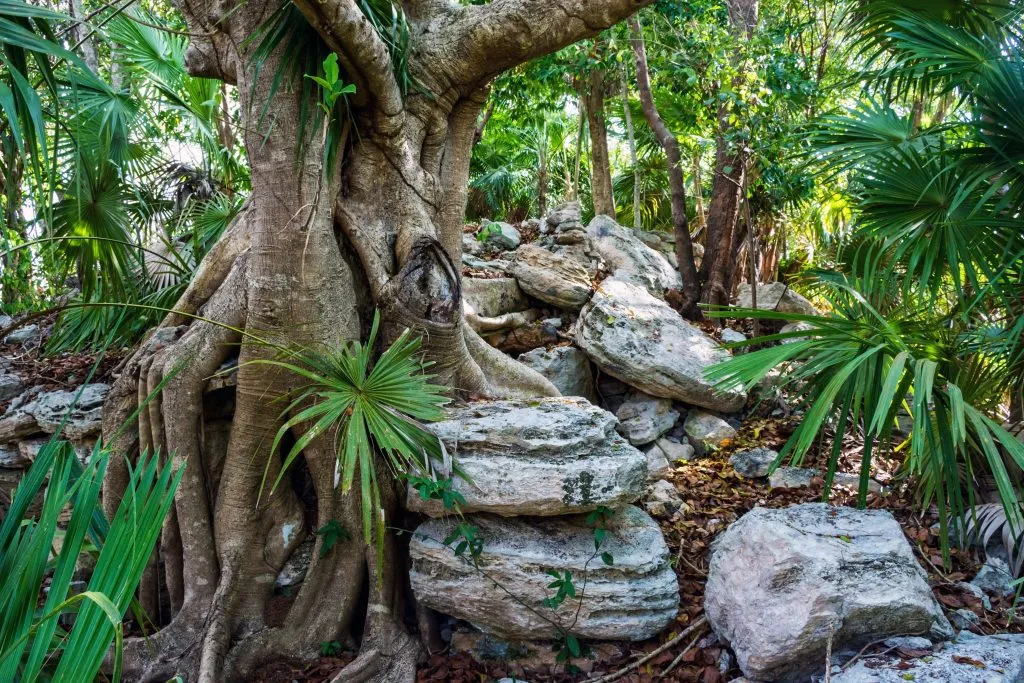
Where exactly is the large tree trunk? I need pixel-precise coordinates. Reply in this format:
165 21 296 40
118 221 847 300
100 0 652 681
628 16 702 318
698 0 759 311
584 65 615 217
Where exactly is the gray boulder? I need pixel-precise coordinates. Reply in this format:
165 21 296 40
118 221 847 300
517 346 597 402
735 282 818 318
683 410 737 454
275 537 314 589
730 447 779 478
480 221 521 251
705 504 952 682
409 505 679 640
643 479 683 517
462 277 530 318
508 244 592 310
576 279 746 412
834 632 1024 682
780 321 815 343
721 327 747 345
768 466 817 489
0 443 28 468
0 384 108 441
462 253 508 274
406 398 646 517
0 374 23 402
4 324 40 346
657 438 695 463
768 466 885 495
643 443 671 481
546 201 581 228
586 216 680 298
615 391 679 446
971 549 1016 598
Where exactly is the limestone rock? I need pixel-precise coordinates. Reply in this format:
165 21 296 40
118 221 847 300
508 244 592 311
729 447 779 478
643 443 671 481
780 320 815 343
4 324 40 346
586 216 680 298
615 391 678 446
0 443 28 468
0 384 108 441
462 277 530 318
657 438 695 463
643 479 683 517
971 549 1015 597
546 201 581 228
768 465 816 489
683 411 737 454
517 346 597 403
407 398 646 517
705 504 952 682
721 328 747 345
768 466 885 495
26 384 109 440
735 282 818 318
462 253 508 274
409 505 679 640
480 221 521 251
576 279 746 412
834 632 1024 683
0 374 23 402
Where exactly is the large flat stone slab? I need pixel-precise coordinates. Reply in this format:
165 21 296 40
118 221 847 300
576 279 746 412
409 505 679 641
407 397 646 517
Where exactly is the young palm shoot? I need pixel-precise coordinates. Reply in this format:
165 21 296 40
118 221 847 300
253 311 450 558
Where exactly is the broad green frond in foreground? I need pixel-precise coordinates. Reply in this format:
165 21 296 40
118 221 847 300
252 311 450 554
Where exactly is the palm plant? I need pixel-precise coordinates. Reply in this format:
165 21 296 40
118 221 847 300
709 267 1024 561
0 439 182 681
253 312 450 556
711 0 1024 564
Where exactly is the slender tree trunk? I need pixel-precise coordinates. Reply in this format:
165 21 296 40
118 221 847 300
628 16 701 317
572 98 584 201
692 153 705 237
584 66 615 217
621 67 641 230
699 0 759 312
68 0 98 73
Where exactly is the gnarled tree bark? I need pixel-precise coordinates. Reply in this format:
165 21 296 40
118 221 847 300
100 0 656 680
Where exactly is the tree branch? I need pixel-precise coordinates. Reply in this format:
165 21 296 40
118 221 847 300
292 0 404 119
447 0 654 85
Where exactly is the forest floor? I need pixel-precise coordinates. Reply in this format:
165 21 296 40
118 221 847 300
7 335 1017 683
254 416 1019 683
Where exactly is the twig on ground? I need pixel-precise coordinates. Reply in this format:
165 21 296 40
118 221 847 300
658 628 704 678
580 616 706 683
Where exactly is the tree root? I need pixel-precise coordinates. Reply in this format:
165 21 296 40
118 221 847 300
464 307 540 333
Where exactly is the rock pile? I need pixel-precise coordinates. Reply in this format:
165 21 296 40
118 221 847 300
0 382 109 508
407 397 679 641
459 205 749 464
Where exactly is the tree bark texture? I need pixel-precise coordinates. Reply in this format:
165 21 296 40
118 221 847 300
100 0 655 680
584 66 615 218
699 0 758 311
628 16 702 318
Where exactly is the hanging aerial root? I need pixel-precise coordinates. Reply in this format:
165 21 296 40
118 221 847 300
113 256 251 683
